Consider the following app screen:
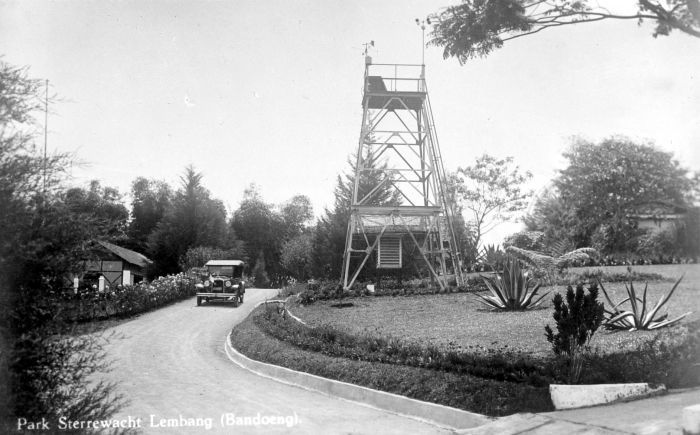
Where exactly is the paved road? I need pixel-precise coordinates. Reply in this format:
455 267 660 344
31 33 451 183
99 289 453 434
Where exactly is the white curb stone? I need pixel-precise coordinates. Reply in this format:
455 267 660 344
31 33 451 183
683 404 700 435
550 383 666 410
225 309 491 430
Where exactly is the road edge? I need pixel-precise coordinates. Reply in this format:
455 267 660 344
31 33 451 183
224 303 491 431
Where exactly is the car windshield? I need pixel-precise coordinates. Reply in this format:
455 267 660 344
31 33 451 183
207 265 242 277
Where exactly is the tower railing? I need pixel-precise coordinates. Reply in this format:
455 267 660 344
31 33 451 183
364 63 425 93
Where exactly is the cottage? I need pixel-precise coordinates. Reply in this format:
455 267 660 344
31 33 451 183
80 241 152 287
626 200 688 233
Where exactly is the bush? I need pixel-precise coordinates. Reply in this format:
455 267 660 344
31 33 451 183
296 277 486 305
9 327 123 428
555 268 667 285
636 228 677 258
504 231 546 251
545 283 604 383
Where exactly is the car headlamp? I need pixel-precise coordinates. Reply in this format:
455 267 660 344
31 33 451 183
204 280 210 287
225 280 232 288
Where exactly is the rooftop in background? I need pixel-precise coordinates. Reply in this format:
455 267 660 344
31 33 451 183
204 260 245 267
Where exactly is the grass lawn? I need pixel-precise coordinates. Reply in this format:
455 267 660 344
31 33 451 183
292 264 700 357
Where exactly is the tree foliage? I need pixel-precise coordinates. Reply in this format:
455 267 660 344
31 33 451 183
523 187 575 247
528 137 699 251
65 180 129 243
280 233 314 280
147 166 229 277
280 194 314 239
311 150 401 279
453 154 533 250
178 245 247 271
231 184 284 280
0 59 121 428
251 250 271 287
128 177 172 252
429 0 700 63
445 171 480 267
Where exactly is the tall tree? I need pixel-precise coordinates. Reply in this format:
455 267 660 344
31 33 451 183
429 0 700 63
280 194 314 239
311 149 402 279
530 136 699 249
523 186 577 247
148 166 228 276
127 177 172 252
231 184 285 280
453 154 533 250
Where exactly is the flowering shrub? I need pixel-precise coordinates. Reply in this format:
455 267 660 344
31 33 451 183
55 273 199 322
296 278 487 305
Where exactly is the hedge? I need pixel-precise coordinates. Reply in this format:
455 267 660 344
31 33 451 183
52 273 199 322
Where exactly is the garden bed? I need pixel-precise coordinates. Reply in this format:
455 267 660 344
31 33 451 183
230 306 553 416
235 264 699 416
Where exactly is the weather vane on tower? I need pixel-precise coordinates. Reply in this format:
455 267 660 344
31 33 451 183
362 40 375 64
415 17 431 66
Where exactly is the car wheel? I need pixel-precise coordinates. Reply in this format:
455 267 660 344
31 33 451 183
196 296 202 306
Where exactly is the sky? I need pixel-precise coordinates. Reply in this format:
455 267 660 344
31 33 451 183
1 1 699 245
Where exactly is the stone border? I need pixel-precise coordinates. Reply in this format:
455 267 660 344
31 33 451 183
550 383 667 410
224 302 491 430
683 404 700 434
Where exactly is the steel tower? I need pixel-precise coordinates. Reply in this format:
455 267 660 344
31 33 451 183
341 56 463 290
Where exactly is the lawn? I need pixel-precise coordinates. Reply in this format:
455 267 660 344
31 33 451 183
292 264 700 357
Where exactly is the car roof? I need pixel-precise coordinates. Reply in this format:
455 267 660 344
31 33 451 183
204 260 245 267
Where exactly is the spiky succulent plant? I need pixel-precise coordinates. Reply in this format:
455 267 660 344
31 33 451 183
476 256 548 310
598 275 691 331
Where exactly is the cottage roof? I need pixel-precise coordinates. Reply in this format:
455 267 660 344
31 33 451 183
626 200 688 218
97 241 152 268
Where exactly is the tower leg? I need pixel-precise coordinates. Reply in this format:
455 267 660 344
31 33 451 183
341 214 356 289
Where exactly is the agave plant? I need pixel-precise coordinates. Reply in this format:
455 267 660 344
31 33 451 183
476 244 505 271
476 256 549 310
597 275 691 331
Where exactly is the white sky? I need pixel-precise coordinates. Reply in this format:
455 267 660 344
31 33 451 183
1 1 699 245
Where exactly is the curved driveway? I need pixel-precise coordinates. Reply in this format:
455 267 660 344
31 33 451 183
99 289 452 434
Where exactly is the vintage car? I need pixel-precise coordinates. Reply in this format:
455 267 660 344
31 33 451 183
195 260 246 307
